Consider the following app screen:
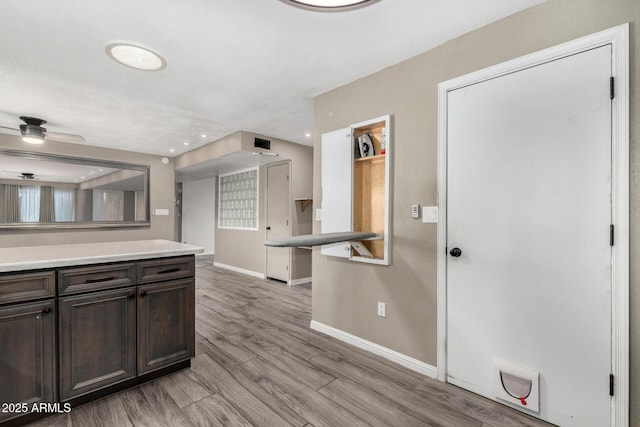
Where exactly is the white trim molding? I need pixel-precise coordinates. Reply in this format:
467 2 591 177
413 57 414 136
310 320 437 378
213 262 265 279
437 24 629 426
289 277 312 286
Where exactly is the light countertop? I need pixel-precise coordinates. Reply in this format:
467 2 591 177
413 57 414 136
0 240 204 272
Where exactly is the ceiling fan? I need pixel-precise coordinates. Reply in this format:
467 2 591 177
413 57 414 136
0 170 55 181
0 116 85 144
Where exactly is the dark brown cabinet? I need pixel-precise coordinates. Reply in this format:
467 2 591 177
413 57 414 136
0 300 56 423
59 287 137 400
138 278 195 375
0 254 196 425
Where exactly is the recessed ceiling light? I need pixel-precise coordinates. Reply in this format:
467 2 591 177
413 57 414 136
105 42 166 71
201 134 207 138
305 132 312 138
183 142 190 146
284 0 375 10
169 148 175 153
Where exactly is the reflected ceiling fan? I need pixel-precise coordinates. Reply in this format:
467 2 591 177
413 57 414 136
1 171 41 181
0 116 85 144
0 170 60 181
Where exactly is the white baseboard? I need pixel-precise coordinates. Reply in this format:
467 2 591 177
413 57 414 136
213 262 265 279
310 320 437 378
196 252 214 257
289 277 312 286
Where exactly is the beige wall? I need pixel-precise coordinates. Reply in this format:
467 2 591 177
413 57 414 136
312 0 639 423
0 133 174 246
214 131 313 279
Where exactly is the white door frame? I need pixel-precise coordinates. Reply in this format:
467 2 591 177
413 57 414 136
436 24 629 426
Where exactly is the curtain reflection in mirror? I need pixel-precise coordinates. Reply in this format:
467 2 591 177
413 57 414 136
54 188 76 222
19 186 40 222
1 184 78 223
5 185 19 223
39 186 54 222
92 189 124 221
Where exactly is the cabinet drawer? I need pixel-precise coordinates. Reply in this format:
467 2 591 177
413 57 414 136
0 270 56 305
137 256 195 284
58 263 136 295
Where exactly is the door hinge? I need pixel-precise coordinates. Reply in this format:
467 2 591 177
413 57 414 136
610 224 614 246
610 374 614 396
610 76 615 100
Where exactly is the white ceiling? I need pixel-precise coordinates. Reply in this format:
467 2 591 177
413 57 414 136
0 154 117 183
0 0 543 156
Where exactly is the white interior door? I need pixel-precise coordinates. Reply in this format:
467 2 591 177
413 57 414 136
266 163 290 282
446 45 612 426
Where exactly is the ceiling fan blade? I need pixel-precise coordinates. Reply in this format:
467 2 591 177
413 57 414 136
45 132 85 143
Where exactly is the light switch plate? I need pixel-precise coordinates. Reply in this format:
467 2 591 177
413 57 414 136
316 209 323 221
422 206 438 223
411 204 420 219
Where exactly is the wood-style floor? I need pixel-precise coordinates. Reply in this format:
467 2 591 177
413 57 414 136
32 257 552 427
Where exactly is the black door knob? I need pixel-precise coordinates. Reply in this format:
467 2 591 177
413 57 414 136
266 226 271 230
449 247 462 257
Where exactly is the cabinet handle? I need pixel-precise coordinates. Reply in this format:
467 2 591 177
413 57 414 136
85 276 116 283
42 307 52 314
140 291 147 297
157 267 180 275
128 293 136 299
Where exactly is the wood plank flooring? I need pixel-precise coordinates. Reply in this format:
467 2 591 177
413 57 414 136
31 257 553 427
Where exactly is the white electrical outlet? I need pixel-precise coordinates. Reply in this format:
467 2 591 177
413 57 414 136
316 208 323 221
377 302 386 318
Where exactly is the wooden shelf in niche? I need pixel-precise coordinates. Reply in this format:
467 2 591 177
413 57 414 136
352 120 388 261
355 154 386 163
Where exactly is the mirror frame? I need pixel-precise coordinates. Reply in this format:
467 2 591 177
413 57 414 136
0 149 150 229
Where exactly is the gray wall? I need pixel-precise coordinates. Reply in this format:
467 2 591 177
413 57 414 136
0 133 175 246
312 0 640 424
182 177 216 254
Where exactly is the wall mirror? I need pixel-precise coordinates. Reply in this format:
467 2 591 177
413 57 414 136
0 149 149 229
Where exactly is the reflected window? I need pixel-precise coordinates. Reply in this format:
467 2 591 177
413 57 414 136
19 186 40 222
93 189 124 221
54 188 76 222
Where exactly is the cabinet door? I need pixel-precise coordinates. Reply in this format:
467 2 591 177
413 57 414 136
320 128 353 258
0 300 55 423
137 278 195 375
59 287 137 400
